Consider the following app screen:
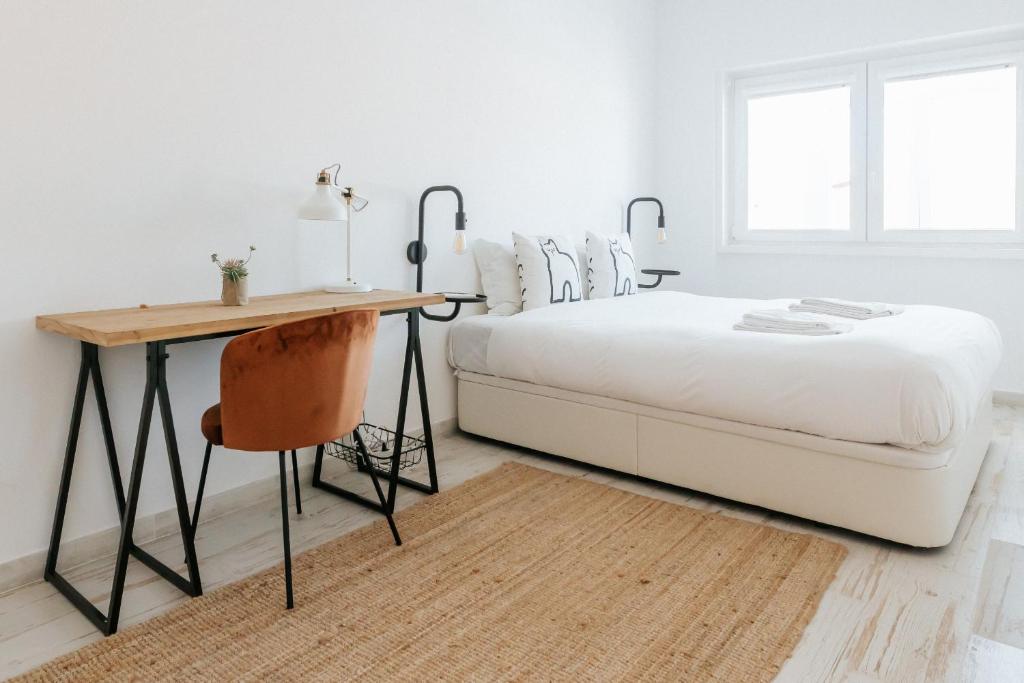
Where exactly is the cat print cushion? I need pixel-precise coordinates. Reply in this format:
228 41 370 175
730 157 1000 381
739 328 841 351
512 232 584 311
586 231 638 298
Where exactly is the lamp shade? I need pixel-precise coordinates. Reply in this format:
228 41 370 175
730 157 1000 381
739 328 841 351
298 183 347 221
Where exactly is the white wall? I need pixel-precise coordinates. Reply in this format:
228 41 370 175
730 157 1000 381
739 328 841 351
654 0 1024 391
0 1 657 565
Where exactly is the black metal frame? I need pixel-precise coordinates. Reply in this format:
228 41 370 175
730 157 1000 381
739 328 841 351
638 268 681 289
626 196 665 237
189 445 301 551
626 196 680 289
45 340 204 635
312 306 439 515
404 185 486 322
408 186 465 291
46 306 434 633
277 450 293 609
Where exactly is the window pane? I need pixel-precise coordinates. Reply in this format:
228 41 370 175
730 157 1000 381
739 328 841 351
747 86 851 230
884 66 1016 231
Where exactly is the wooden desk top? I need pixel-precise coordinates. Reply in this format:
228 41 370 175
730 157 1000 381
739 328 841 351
36 289 446 347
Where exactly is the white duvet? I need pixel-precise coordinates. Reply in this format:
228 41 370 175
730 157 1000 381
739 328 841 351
463 292 1002 451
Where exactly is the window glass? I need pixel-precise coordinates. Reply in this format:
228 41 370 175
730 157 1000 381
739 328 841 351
883 66 1017 231
747 86 851 231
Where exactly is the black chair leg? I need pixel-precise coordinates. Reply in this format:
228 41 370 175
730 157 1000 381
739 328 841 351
291 449 302 515
278 451 294 609
353 431 401 546
191 441 213 539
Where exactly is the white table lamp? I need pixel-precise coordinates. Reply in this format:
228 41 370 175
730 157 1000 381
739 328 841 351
298 163 372 293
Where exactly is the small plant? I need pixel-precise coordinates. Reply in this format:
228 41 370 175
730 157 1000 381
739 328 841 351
211 245 255 282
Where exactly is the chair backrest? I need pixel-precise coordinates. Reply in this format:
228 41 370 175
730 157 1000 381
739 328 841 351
219 309 379 452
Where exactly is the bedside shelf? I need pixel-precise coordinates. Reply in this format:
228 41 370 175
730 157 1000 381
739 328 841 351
439 292 488 304
638 269 681 289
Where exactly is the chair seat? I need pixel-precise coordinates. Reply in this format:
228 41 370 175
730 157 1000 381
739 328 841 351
201 403 223 445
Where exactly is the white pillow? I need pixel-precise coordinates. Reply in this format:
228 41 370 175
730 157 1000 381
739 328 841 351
575 243 590 299
472 239 522 315
586 231 638 298
512 232 583 311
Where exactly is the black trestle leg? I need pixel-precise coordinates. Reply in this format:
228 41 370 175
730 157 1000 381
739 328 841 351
385 313 416 514
412 332 439 494
87 343 126 518
191 441 213 539
46 341 204 636
278 451 294 609
155 343 203 597
44 344 91 579
291 449 302 515
106 345 160 634
353 431 401 546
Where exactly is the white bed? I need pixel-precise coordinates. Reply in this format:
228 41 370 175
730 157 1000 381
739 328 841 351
449 292 1003 547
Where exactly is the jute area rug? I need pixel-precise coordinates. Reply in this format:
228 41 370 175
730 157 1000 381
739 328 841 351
21 462 846 682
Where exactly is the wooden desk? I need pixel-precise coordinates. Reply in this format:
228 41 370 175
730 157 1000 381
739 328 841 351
37 289 443 346
37 289 445 635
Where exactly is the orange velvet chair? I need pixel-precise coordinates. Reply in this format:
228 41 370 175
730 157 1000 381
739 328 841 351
191 309 399 609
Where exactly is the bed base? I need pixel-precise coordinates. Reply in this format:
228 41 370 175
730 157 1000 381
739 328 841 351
456 372 992 547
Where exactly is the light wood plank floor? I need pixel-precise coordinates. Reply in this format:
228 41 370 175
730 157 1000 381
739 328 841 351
2 406 1024 681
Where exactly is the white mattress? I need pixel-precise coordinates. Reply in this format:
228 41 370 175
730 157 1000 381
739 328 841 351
449 314 508 375
448 292 1002 452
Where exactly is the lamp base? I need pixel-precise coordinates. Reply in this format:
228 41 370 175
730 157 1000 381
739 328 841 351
325 281 373 293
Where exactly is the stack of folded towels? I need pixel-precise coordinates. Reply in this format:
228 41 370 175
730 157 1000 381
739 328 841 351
788 298 904 320
733 310 851 336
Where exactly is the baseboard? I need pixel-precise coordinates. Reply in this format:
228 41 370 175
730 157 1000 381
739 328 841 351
420 417 459 438
1 417 458 596
0 460 318 598
994 390 1024 407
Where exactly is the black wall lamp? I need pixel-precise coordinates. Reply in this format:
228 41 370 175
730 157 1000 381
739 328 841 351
406 185 486 322
626 196 680 289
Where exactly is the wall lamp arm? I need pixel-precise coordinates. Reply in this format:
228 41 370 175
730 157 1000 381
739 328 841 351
626 196 677 288
626 197 665 236
406 185 482 321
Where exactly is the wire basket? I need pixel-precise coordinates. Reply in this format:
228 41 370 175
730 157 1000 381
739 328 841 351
325 423 425 472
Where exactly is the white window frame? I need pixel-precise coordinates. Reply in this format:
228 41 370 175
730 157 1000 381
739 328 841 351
866 43 1024 244
730 63 867 243
719 29 1024 257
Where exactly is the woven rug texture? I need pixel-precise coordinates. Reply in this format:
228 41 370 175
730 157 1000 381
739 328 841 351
19 462 847 682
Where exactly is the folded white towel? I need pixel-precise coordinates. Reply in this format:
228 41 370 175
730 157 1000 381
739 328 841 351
733 323 851 336
742 309 835 330
790 298 905 320
734 309 851 335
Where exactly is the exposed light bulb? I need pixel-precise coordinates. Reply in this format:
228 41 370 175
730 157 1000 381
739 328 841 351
453 230 467 255
656 226 668 244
